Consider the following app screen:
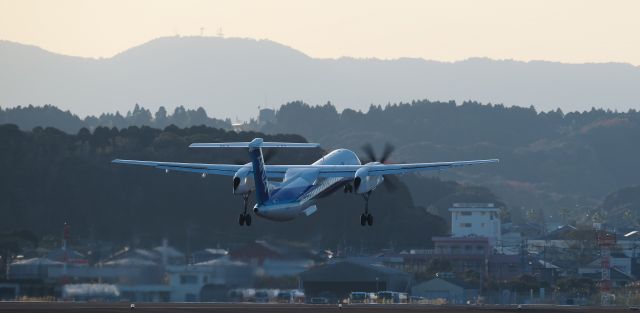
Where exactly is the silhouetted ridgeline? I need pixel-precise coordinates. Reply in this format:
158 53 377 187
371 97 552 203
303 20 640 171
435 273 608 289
0 123 503 250
0 104 231 133
2 36 640 118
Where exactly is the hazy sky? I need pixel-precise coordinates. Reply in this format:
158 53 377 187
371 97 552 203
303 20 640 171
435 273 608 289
1 0 639 64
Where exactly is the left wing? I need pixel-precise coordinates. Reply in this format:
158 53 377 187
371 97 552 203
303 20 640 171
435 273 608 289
309 159 499 177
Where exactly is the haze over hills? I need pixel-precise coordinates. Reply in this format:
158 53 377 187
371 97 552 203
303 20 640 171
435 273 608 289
1 36 640 120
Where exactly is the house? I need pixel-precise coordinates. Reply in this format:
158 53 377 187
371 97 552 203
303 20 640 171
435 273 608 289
153 245 185 266
578 253 636 287
579 268 635 288
191 248 228 264
411 275 478 304
46 247 87 265
7 258 63 281
431 236 491 275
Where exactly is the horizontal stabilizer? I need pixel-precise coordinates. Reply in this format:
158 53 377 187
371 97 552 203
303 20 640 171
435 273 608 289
189 138 319 149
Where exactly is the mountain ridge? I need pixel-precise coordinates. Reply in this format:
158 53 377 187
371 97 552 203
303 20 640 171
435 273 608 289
5 37 640 67
1 36 639 119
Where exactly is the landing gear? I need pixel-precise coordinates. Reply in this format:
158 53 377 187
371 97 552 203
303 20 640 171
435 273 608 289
360 192 373 226
360 213 373 226
239 192 252 227
344 184 353 193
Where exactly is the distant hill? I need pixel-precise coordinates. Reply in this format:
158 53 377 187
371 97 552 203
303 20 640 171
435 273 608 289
1 36 640 119
0 104 231 133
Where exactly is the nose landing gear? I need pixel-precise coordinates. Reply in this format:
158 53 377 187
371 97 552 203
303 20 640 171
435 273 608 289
238 192 252 226
360 192 373 226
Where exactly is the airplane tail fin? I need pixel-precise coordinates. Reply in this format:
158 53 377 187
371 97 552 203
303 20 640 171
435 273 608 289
190 138 320 205
248 143 270 205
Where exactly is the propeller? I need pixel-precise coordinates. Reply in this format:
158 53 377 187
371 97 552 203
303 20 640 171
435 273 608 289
360 142 398 192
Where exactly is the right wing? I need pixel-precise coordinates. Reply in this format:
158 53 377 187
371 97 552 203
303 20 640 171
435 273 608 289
280 159 499 178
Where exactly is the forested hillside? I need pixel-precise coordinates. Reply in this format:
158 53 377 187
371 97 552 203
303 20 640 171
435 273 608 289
597 185 640 227
0 124 501 250
4 100 640 225
259 100 640 219
0 104 231 133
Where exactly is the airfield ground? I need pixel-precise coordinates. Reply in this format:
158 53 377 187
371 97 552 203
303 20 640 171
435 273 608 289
0 302 639 313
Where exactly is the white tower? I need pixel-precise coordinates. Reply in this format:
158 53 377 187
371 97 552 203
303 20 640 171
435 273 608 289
449 203 501 247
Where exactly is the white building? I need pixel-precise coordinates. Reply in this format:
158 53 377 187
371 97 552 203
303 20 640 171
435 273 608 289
450 203 501 247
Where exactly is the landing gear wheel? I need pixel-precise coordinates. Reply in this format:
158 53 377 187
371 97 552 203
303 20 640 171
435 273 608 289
239 192 252 226
359 191 373 226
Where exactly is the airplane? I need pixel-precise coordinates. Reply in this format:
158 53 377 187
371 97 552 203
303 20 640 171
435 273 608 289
112 137 498 227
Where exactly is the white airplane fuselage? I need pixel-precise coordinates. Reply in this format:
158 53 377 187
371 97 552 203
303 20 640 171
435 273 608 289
254 148 366 221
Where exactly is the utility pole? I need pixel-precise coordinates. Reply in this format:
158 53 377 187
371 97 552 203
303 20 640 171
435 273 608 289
62 222 70 285
595 224 616 305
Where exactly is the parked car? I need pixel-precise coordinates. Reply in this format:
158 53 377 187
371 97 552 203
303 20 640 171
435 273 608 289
377 291 407 304
254 289 279 303
349 291 377 304
227 288 256 302
309 297 329 304
276 290 305 303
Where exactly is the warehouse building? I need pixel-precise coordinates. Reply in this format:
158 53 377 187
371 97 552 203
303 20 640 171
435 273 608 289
299 260 412 301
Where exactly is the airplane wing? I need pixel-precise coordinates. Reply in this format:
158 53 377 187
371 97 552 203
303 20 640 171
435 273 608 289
112 159 313 178
112 159 244 176
304 159 500 178
112 159 498 178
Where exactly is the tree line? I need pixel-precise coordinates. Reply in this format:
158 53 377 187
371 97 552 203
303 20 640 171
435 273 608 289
0 123 502 256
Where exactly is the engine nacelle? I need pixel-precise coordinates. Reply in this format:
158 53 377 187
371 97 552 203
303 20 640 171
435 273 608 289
233 166 253 194
353 167 384 194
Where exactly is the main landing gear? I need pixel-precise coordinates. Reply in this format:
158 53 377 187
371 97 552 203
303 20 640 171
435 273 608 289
238 193 252 226
360 192 373 226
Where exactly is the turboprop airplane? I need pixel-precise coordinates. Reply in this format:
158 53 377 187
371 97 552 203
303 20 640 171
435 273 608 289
112 138 498 226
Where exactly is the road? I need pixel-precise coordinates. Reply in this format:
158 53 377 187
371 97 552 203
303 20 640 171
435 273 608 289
0 302 638 313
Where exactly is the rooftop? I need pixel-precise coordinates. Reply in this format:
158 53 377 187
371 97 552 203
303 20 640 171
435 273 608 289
452 203 495 208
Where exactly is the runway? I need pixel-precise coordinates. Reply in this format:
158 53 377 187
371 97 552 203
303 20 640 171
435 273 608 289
0 302 637 313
